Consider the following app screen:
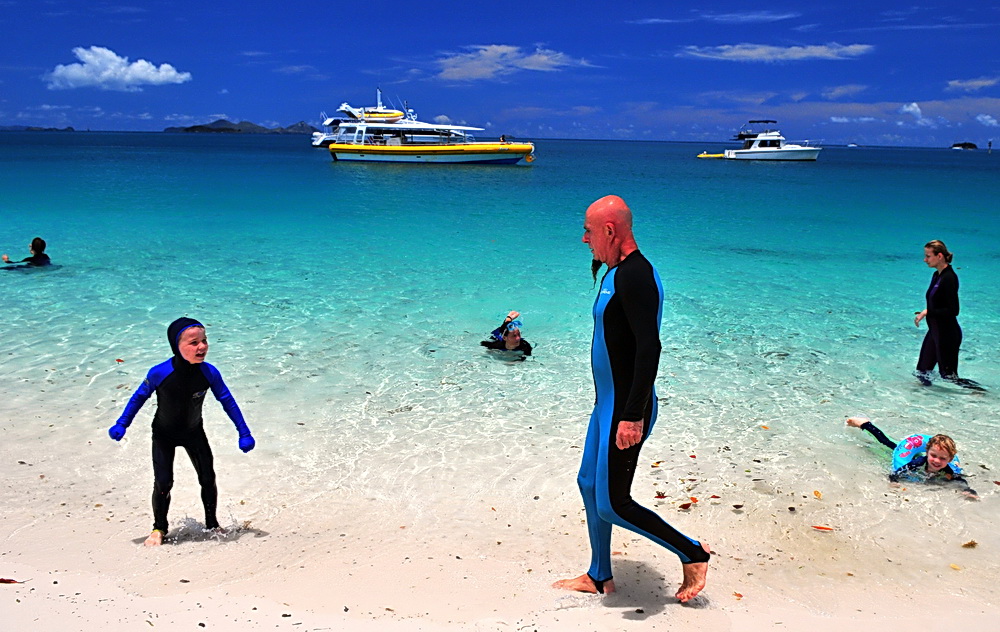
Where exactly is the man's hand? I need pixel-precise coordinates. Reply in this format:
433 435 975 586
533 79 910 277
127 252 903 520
615 420 643 450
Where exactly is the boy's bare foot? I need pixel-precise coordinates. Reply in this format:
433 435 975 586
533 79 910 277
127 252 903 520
144 530 163 547
675 543 710 602
846 417 869 428
552 573 616 594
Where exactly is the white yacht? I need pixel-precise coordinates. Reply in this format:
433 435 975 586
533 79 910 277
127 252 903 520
698 120 821 161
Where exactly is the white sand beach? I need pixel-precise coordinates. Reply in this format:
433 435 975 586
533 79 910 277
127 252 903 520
3 397 997 631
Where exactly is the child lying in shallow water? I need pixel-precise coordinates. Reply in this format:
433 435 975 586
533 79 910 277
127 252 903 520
847 416 977 499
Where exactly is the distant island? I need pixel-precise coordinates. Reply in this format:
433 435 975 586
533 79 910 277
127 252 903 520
164 119 319 134
0 125 75 132
951 141 978 150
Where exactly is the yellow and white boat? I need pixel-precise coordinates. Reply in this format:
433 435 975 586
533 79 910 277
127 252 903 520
315 89 535 164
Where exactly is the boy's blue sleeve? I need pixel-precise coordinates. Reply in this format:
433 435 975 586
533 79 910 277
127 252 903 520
202 363 255 452
116 361 171 426
109 360 170 441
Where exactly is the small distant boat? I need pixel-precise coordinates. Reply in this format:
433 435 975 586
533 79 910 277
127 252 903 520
699 120 822 161
847 143 859 148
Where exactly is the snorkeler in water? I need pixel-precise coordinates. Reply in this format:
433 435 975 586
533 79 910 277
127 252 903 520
847 416 977 499
481 310 533 358
108 317 256 546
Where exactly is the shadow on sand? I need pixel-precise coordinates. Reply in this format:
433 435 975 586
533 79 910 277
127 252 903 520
575 558 711 620
130 521 269 546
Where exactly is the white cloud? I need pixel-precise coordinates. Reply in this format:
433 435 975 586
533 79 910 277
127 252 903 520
436 45 591 81
976 114 999 127
628 18 694 25
899 102 938 127
276 65 315 74
698 11 800 23
823 84 867 99
677 42 874 62
218 88 229 95
433 115 452 124
829 116 879 123
946 77 999 92
45 46 191 92
629 11 797 25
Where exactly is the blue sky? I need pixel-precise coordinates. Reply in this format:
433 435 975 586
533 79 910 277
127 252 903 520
2 0 998 146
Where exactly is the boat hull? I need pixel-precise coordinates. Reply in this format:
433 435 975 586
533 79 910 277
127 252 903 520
723 147 821 161
328 142 534 164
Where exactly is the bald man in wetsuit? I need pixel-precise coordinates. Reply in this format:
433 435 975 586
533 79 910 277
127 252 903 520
553 195 710 603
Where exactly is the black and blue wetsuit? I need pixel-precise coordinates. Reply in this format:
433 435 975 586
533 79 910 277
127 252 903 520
110 318 253 534
916 266 962 379
578 251 708 592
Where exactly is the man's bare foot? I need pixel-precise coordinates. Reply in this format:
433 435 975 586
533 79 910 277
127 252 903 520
552 573 616 594
675 543 711 602
143 530 163 547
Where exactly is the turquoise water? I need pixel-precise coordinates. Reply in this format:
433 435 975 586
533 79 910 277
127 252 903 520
3 133 998 592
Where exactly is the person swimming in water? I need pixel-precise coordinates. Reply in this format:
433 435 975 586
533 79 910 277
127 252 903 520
107 317 256 546
480 310 533 358
2 237 51 268
846 416 977 499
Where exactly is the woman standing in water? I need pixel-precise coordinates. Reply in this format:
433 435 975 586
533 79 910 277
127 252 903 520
914 240 979 388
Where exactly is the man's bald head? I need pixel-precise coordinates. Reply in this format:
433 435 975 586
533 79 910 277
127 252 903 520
585 195 633 234
583 195 639 279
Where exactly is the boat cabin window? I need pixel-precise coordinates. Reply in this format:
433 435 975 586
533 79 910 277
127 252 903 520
749 139 780 148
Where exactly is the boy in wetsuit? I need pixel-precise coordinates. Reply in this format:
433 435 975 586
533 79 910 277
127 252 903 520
846 417 976 499
108 318 256 546
2 237 51 267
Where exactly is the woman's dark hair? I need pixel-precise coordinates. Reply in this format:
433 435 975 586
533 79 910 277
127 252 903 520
31 237 46 253
924 239 952 264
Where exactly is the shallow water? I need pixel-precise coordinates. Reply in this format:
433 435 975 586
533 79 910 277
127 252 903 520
2 132 998 598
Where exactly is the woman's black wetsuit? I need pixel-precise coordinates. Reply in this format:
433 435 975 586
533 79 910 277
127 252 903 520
917 266 962 378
